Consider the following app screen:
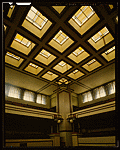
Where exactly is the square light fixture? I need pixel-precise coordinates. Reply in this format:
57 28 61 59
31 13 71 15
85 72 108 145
82 58 102 72
68 69 84 79
5 51 24 67
52 6 66 14
68 6 100 35
68 46 90 63
101 46 115 62
42 71 58 81
53 60 72 73
24 62 43 75
10 33 35 55
88 26 114 50
48 30 74 53
35 49 56 65
22 6 52 38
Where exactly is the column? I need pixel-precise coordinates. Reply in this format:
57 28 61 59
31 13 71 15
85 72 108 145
58 90 72 146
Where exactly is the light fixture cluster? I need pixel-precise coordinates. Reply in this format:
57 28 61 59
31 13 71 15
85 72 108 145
56 78 71 85
67 114 76 123
54 114 63 123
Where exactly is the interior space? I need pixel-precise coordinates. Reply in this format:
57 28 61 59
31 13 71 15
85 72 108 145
3 2 118 148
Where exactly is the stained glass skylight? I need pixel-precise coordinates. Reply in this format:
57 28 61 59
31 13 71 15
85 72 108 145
72 6 95 27
53 30 69 45
58 61 66 67
87 59 96 66
6 52 20 61
105 46 115 55
73 69 79 74
39 49 51 58
91 27 109 43
26 6 48 30
72 47 84 56
14 33 31 47
29 63 38 69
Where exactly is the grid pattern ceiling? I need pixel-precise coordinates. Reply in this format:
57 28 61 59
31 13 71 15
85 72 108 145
4 3 117 95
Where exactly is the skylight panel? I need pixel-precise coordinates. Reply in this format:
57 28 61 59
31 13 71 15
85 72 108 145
47 71 53 75
54 61 72 73
14 33 31 47
87 59 96 66
29 63 38 69
72 6 95 27
6 52 20 61
105 46 115 55
73 69 78 74
58 61 66 67
72 47 84 56
39 49 51 58
53 30 69 45
26 6 48 30
91 27 109 43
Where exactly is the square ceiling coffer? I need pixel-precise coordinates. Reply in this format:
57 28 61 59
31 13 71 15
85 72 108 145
101 46 115 62
10 33 35 55
53 61 72 73
48 30 74 53
68 6 100 35
22 6 52 38
68 69 84 79
35 49 56 65
82 59 102 72
42 71 58 81
68 46 90 63
88 26 114 50
24 62 43 75
5 51 24 67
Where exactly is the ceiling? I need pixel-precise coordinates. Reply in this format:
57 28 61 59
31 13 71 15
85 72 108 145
4 2 117 95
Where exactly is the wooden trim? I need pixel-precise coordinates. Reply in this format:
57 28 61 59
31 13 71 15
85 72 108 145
59 130 72 132
5 103 57 119
69 100 115 119
5 139 54 147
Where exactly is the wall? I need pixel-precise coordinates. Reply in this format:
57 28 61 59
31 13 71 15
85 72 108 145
71 93 78 107
50 93 57 108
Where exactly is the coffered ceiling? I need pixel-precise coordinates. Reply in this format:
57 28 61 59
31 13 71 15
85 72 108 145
4 2 117 95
